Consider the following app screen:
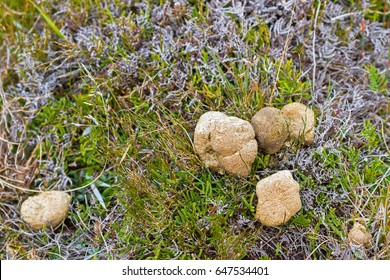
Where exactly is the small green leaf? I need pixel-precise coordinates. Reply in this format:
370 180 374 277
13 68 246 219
290 212 312 227
82 126 93 137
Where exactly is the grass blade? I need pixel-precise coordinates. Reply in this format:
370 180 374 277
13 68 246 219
30 0 66 40
90 183 107 210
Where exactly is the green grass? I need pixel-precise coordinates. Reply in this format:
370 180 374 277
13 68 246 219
0 0 389 260
30 0 66 40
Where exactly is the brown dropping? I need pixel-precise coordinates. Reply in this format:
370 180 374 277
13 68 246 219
194 111 258 177
251 107 289 154
281 102 315 145
255 170 302 226
20 191 72 231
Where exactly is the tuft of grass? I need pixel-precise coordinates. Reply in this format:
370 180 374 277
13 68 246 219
105 100 261 259
274 59 312 105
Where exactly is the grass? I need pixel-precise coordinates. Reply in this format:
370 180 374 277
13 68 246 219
0 0 389 260
30 0 66 40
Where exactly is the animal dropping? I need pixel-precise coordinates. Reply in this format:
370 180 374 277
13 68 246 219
281 102 315 145
255 170 302 226
348 223 372 248
194 111 258 177
251 107 289 154
21 191 72 230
